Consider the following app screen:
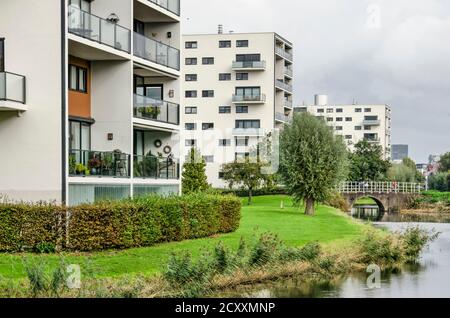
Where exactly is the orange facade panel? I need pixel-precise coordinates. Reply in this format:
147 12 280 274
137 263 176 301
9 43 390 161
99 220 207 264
68 56 91 119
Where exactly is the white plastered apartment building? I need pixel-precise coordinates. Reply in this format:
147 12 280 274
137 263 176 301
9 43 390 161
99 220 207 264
182 32 294 188
295 95 392 159
0 0 182 205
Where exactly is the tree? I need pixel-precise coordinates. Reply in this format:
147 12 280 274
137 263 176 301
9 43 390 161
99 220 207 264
429 172 449 192
279 112 348 215
387 164 416 182
182 148 210 194
222 159 268 205
401 157 425 183
439 152 450 172
348 140 390 181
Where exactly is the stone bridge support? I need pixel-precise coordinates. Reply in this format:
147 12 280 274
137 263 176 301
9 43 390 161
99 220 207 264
342 193 417 213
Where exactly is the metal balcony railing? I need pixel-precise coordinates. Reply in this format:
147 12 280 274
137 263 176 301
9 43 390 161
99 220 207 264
69 149 131 178
68 5 131 53
276 80 293 92
134 32 180 71
147 0 180 16
133 94 180 125
232 94 266 103
232 61 266 70
0 72 26 104
134 155 179 180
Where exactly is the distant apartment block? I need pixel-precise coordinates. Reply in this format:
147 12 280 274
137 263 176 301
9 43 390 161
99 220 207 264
295 95 392 159
0 0 182 205
181 31 294 188
392 144 409 163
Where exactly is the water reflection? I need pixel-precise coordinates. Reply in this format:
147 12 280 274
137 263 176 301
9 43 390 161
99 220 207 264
351 205 383 222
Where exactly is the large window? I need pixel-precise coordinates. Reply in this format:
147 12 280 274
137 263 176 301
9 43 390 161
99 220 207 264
69 120 91 151
0 38 4 72
235 120 260 129
236 54 261 62
235 87 261 98
69 0 91 12
134 76 163 100
69 64 88 93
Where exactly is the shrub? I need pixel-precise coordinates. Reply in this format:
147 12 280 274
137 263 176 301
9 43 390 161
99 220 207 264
0 194 241 252
400 227 439 263
357 230 403 266
248 233 282 266
215 186 288 198
324 192 350 212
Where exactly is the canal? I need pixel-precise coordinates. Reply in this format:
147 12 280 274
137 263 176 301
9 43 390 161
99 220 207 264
219 205 450 298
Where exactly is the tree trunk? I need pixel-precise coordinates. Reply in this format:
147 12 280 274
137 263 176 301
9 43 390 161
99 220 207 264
248 188 253 205
305 198 315 215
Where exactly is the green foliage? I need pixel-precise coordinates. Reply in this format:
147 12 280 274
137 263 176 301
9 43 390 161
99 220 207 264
429 172 449 192
248 233 282 266
323 192 351 212
0 194 241 252
349 140 390 181
401 227 439 263
23 258 68 298
387 163 417 182
182 148 210 195
279 112 348 214
214 186 288 198
438 152 450 172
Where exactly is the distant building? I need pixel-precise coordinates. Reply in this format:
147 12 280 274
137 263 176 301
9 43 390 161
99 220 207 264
295 95 392 159
392 145 409 163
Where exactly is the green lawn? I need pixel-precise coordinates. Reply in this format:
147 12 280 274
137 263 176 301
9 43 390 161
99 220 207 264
0 196 367 281
355 197 377 205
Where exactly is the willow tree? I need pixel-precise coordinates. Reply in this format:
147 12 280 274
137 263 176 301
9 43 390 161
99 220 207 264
279 112 348 215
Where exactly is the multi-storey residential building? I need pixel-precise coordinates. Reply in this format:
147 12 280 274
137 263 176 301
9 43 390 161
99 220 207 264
182 32 294 188
0 0 182 205
392 144 409 163
295 95 392 159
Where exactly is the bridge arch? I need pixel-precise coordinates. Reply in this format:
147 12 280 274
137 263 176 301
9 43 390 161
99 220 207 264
348 195 386 213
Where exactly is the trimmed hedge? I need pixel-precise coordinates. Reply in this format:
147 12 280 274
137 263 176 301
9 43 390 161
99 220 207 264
0 194 241 253
215 187 288 198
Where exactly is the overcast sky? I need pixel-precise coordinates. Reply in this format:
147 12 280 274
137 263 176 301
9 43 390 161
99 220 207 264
181 0 450 163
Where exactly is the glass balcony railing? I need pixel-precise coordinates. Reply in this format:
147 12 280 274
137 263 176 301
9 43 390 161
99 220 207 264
232 61 266 70
284 99 293 108
147 0 180 16
276 80 293 92
133 32 180 71
275 47 293 61
69 149 131 178
232 94 266 103
275 112 290 123
133 94 180 125
0 72 26 104
68 5 131 53
284 67 293 77
134 155 179 180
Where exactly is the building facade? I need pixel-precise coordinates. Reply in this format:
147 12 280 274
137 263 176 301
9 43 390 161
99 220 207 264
182 32 294 188
295 95 392 159
391 144 409 163
0 0 182 205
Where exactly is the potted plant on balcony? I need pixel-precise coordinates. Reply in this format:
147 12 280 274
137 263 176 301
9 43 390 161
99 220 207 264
88 157 103 176
75 163 90 176
69 155 77 176
139 106 161 120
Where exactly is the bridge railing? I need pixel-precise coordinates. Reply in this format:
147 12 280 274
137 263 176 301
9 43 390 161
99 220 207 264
338 182 425 194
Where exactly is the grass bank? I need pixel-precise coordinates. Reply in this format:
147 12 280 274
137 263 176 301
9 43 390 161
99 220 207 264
0 196 368 281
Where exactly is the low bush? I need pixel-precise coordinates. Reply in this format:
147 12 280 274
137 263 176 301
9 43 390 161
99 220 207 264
215 186 288 198
0 194 241 253
324 192 351 212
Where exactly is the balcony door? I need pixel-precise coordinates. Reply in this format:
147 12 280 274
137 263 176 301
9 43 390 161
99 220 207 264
236 86 261 98
69 119 91 166
134 76 163 100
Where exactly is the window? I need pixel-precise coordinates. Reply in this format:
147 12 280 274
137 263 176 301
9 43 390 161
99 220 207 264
185 74 197 81
185 58 197 65
235 120 260 129
69 64 88 93
236 40 249 47
185 91 197 98
185 123 197 131
202 123 214 130
185 41 198 49
236 73 249 81
69 120 91 154
355 108 362 113
345 135 352 140
185 139 196 147
235 87 261 98
336 108 343 113
327 108 334 113
69 0 91 12
365 116 379 121
336 117 343 122
346 117 353 122
317 109 324 113
236 54 261 62
202 90 214 98
235 153 250 161
327 118 333 122
185 107 197 114
235 137 249 147
365 108 372 113
203 156 214 163
219 40 231 48
336 126 343 131
364 126 372 131
219 139 231 147
219 106 231 114
218 172 225 179
219 73 231 81
355 126 362 131
202 57 214 65
0 38 4 72
236 106 248 114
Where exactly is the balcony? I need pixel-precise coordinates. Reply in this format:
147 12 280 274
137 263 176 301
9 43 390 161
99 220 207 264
232 128 265 137
275 112 290 123
284 99 293 109
133 32 180 71
275 47 293 61
69 150 131 178
134 94 180 125
232 61 266 71
68 5 131 53
284 67 293 77
364 136 380 143
363 120 381 126
276 80 293 92
232 94 266 104
147 0 180 16
0 72 26 111
134 155 179 180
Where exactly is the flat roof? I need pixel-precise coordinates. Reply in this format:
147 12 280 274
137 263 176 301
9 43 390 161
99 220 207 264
182 32 293 46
